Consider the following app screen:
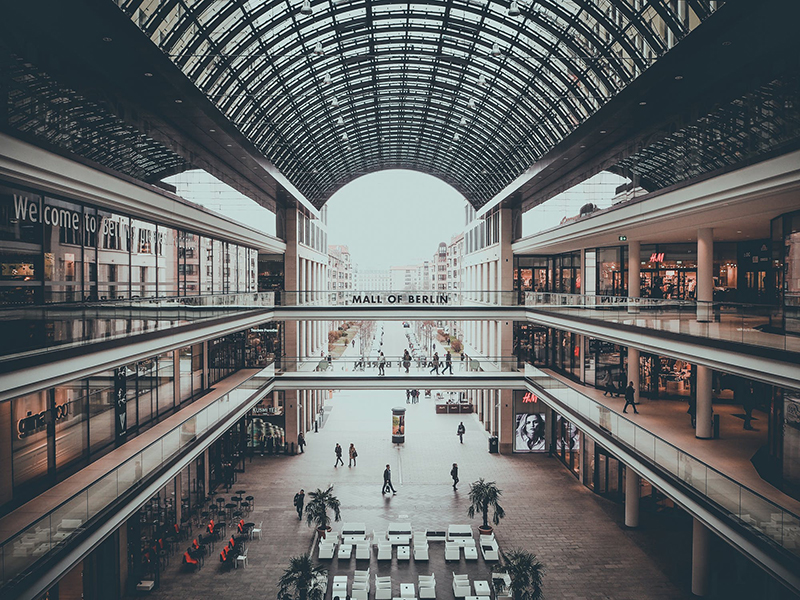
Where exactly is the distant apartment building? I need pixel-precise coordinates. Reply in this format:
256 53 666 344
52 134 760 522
328 244 353 291
355 268 391 291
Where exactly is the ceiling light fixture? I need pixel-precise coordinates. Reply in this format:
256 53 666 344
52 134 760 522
508 1 520 17
175 99 182 103
478 74 487 86
674 75 683 80
336 116 344 125
144 72 153 77
454 133 461 141
491 42 502 56
314 41 324 55
323 73 332 85
331 97 339 107
468 98 477 109
460 117 467 126
102 37 113 42
301 0 313 15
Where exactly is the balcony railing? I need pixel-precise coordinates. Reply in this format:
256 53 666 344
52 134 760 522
525 292 798 353
0 292 275 361
525 364 800 559
277 355 522 374
0 366 274 590
277 290 519 306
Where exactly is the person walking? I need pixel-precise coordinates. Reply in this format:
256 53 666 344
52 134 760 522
402 349 411 374
298 432 306 454
348 443 358 467
441 351 453 375
623 381 639 414
450 463 459 490
457 421 466 443
429 352 440 375
382 464 397 494
334 443 344 467
293 489 305 520
406 389 411 403
378 352 386 376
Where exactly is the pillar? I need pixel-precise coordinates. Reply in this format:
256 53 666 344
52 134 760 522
697 228 713 322
299 258 306 305
624 467 640 528
203 448 210 496
175 471 182 526
628 240 641 313
627 347 640 401
696 365 713 439
284 390 299 455
498 389 513 453
489 260 497 304
692 518 711 596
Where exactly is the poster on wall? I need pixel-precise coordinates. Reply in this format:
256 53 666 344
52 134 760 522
114 367 127 440
514 413 547 452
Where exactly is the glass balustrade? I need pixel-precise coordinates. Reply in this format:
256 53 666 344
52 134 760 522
0 292 275 361
0 365 274 588
524 364 800 558
525 292 799 353
275 355 522 374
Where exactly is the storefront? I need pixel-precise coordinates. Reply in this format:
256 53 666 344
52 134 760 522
771 210 800 333
553 413 581 478
584 338 626 392
512 390 547 453
513 322 549 368
0 180 258 306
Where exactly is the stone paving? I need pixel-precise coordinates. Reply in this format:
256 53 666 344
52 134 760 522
147 383 693 600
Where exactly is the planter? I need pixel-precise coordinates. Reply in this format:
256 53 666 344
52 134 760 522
316 526 332 539
478 525 494 536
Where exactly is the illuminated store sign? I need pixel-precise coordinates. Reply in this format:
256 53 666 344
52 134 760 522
649 252 665 263
522 392 538 403
17 402 70 438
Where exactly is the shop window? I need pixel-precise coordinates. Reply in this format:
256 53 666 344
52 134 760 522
54 383 88 471
87 371 115 454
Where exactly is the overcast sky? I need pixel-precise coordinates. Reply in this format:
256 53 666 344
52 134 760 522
326 170 466 270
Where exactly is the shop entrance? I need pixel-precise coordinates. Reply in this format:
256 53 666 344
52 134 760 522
640 268 697 300
595 447 623 499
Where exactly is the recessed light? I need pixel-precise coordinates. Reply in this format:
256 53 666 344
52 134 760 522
639 101 647 106
674 75 683 80
599 130 607 134
226 143 232 147
209 129 216 132
563 157 569 161
579 145 586 148
102 37 112 43
722 41 732 46
737 230 742 233
144 72 153 77
174 99 182 103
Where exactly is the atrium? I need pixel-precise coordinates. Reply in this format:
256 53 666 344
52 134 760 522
1 0 799 599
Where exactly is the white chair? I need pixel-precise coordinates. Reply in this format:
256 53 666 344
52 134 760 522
480 536 499 561
414 542 429 560
356 542 370 560
354 569 370 580
351 588 368 600
419 574 436 599
452 573 471 598
250 521 262 540
318 541 336 560
373 530 386 544
445 541 460 561
377 543 392 560
235 547 248 569
375 576 392 600
463 543 478 560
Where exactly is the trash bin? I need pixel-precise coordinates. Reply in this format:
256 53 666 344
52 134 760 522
488 436 499 454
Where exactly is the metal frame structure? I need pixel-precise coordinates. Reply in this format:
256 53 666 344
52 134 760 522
116 0 720 208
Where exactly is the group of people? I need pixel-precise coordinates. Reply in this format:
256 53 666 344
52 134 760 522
428 351 454 375
599 369 639 414
405 389 421 403
334 442 359 467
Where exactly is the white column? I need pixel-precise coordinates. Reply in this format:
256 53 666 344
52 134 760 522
203 449 210 496
692 519 711 596
299 258 306 305
697 228 713 322
625 467 640 528
489 260 497 304
628 347 640 402
489 321 496 362
696 365 713 439
628 240 641 314
175 471 183 526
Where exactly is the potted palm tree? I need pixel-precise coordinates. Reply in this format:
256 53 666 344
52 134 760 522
304 485 341 539
278 553 328 600
493 549 545 600
467 478 505 535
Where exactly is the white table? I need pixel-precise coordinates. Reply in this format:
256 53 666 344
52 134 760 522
337 544 352 559
342 522 367 536
397 545 410 560
343 534 366 545
333 576 348 595
400 583 415 598
464 545 478 560
464 597 490 600
448 524 473 541
388 522 413 536
474 581 491 595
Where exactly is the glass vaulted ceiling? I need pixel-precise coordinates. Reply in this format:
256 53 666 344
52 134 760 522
116 0 723 209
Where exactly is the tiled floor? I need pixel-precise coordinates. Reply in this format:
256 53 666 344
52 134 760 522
147 386 692 600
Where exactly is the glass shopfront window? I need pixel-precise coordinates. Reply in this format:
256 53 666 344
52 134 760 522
639 244 697 300
0 184 43 305
258 254 285 292
514 256 550 296
209 332 244 385
0 181 258 306
12 390 50 490
245 322 281 368
42 196 84 304
596 246 626 296
156 351 175 415
586 338 626 392
514 322 549 368
554 413 581 477
87 370 115 454
554 252 581 294
247 392 285 454
54 382 88 471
